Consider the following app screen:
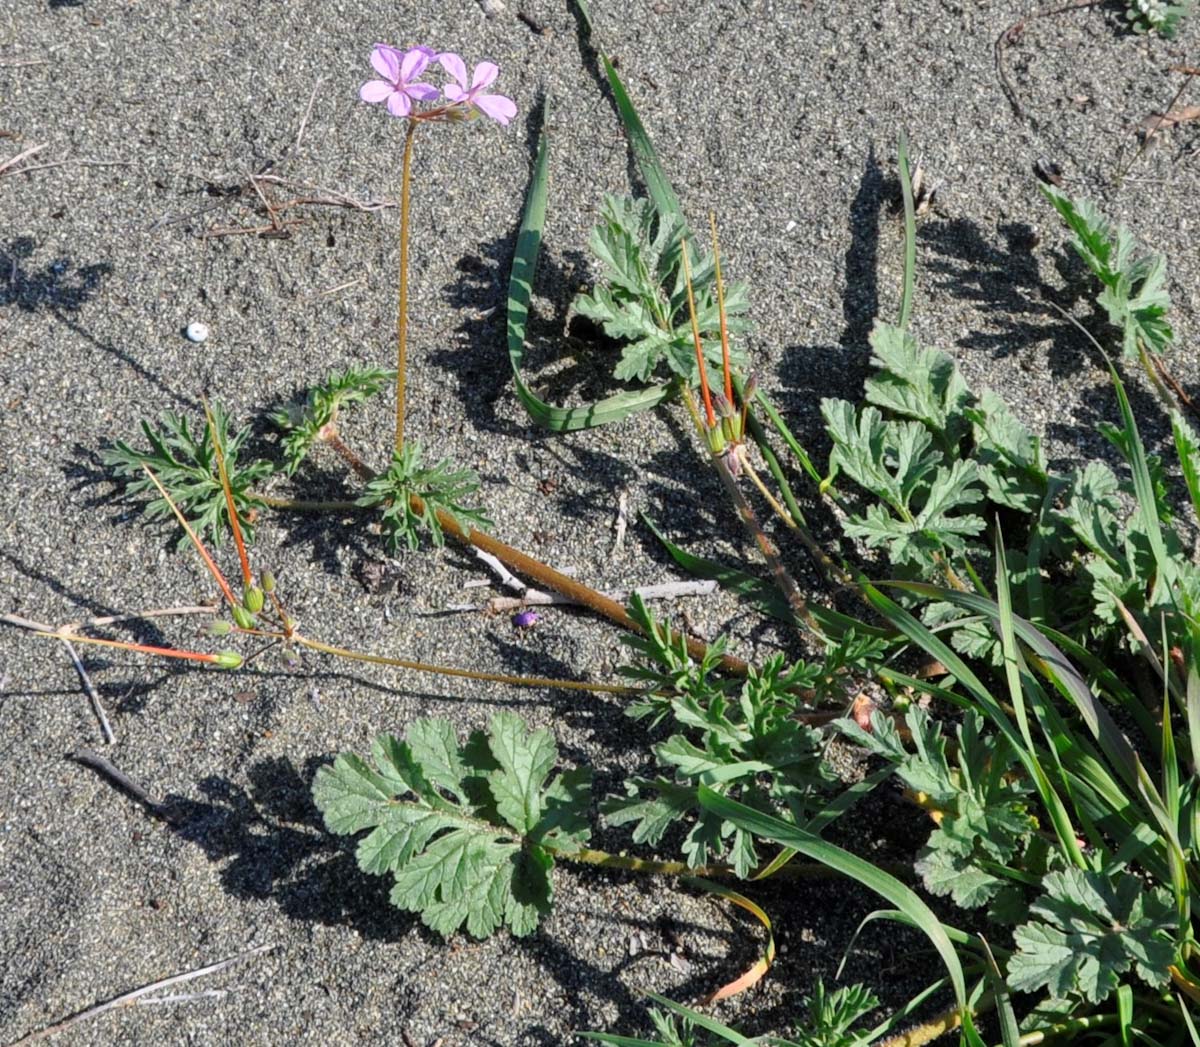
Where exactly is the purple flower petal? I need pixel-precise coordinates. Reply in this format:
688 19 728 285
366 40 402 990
511 610 539 628
438 52 468 88
399 47 432 83
443 84 468 104
370 44 401 82
360 80 394 104
471 62 500 91
475 92 517 125
407 83 440 102
386 91 413 117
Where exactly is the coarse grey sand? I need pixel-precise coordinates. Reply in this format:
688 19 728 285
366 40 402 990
1 0 1197 1043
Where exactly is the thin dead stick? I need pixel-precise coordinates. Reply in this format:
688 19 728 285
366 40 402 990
308 276 365 298
292 78 323 153
7 943 275 1046
253 174 395 211
611 490 630 556
62 641 115 744
1116 66 1198 187
449 579 719 614
134 990 227 1006
11 159 134 175
1 614 115 743
69 749 180 823
0 142 48 177
62 604 219 631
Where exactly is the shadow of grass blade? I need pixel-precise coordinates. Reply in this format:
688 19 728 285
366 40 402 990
696 786 969 1014
508 123 672 431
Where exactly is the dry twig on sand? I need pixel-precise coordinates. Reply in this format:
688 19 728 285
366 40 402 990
7 943 275 1046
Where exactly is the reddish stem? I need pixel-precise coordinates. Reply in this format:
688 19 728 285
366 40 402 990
202 397 253 590
681 242 716 428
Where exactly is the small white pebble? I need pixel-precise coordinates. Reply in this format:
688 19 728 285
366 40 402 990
185 321 209 343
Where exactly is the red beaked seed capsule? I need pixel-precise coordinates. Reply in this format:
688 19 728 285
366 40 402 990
512 610 539 629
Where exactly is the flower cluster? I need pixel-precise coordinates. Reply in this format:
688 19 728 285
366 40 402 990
360 43 517 126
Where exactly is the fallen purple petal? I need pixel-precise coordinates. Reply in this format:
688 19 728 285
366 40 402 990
512 610 539 628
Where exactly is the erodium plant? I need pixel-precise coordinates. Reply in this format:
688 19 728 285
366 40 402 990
44 22 1200 1047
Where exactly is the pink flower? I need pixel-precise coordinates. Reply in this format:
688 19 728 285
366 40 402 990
360 44 440 118
438 53 517 126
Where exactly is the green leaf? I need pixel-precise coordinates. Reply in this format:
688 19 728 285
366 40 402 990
104 406 273 547
1040 184 1173 358
355 441 491 551
270 366 394 476
507 126 673 431
313 714 590 938
1008 868 1176 1002
697 786 969 1012
488 710 558 834
864 322 972 446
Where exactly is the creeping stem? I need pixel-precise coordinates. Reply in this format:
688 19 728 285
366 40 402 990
394 116 419 453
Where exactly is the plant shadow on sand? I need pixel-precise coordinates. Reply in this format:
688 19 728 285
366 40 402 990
159 752 770 1041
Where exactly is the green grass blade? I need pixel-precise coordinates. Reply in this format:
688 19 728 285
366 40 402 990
897 130 917 332
884 580 1141 788
600 55 685 227
1109 362 1172 599
507 124 674 431
994 534 1087 867
697 786 969 1013
747 385 824 487
1172 410 1200 524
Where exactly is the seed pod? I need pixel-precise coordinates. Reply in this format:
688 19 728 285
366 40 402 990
213 650 243 669
210 620 233 637
260 570 276 593
231 605 256 630
243 585 264 614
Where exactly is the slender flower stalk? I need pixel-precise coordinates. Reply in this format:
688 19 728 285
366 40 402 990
709 213 733 406
394 116 418 452
141 465 238 609
291 632 634 694
36 631 242 669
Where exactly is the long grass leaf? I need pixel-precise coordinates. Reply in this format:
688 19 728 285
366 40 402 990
697 786 969 1012
600 56 684 227
897 131 917 332
507 125 673 430
1109 362 1173 599
994 536 1086 866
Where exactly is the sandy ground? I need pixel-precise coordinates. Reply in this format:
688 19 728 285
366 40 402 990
1 0 1198 1043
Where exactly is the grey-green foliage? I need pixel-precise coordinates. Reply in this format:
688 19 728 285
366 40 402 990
1041 184 1173 358
822 314 1200 654
356 440 492 551
1007 867 1176 1003
270 366 394 475
604 597 846 878
104 405 273 546
573 193 750 385
1125 0 1191 36
312 712 591 938
840 708 1039 912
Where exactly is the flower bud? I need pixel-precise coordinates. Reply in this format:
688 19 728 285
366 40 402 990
213 650 244 670
243 585 264 614
260 570 276 594
210 619 233 636
231 605 256 630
